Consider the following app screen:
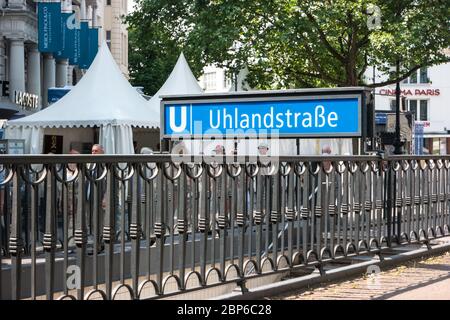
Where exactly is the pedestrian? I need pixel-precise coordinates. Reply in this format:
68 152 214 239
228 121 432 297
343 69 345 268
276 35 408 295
321 144 332 172
91 143 105 155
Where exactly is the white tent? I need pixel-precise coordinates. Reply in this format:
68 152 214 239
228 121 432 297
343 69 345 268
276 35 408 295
5 42 159 154
147 52 204 154
147 52 203 117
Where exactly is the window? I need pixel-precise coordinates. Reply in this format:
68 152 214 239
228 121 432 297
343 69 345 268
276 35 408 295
420 67 429 83
389 99 396 111
408 99 428 121
203 72 216 90
420 100 428 121
106 31 111 50
409 71 417 84
106 0 111 5
404 67 430 84
409 100 417 117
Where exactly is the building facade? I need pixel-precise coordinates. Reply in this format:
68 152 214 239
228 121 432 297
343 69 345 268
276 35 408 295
370 59 450 155
100 0 128 77
0 0 41 119
0 0 129 120
198 65 249 93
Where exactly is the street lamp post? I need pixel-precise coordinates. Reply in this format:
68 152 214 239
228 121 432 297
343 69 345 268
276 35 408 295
393 60 403 154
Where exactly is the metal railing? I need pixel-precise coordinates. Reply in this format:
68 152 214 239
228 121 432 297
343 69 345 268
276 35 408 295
0 154 449 300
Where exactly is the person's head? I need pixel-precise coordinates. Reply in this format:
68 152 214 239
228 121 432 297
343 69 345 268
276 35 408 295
321 145 332 171
321 145 332 155
140 147 153 155
91 144 104 154
69 148 80 155
257 143 269 155
214 144 225 155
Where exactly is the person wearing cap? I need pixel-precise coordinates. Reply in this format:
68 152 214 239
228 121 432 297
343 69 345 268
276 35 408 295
257 142 278 176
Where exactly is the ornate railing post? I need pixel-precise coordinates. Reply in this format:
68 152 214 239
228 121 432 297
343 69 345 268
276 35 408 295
9 165 22 300
130 163 142 298
103 164 115 300
44 164 57 300
75 164 87 300
155 163 165 295
286 163 295 267
177 164 187 290
218 163 227 281
198 162 209 285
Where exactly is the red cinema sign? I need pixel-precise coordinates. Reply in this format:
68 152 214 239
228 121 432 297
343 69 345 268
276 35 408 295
379 89 440 96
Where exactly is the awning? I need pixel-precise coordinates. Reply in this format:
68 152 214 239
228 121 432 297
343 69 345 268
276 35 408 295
0 99 36 119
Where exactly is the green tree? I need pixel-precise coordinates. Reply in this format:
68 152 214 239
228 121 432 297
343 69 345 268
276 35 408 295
127 0 450 93
126 0 204 95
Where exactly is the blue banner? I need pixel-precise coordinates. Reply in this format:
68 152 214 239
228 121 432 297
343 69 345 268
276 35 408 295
78 22 90 69
88 28 99 66
38 2 62 52
54 12 72 59
48 87 71 104
163 96 361 138
68 24 81 65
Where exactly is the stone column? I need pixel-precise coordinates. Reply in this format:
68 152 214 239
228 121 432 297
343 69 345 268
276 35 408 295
43 53 55 108
87 6 93 27
27 44 41 107
8 38 25 102
55 59 68 87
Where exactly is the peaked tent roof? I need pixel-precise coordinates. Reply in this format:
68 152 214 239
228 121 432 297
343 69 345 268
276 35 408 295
7 42 159 129
148 52 203 117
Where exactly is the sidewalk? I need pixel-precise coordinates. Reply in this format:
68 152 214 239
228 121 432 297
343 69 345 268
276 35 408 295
271 251 450 300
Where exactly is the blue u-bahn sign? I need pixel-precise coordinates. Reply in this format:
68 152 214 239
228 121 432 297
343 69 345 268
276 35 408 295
161 88 373 139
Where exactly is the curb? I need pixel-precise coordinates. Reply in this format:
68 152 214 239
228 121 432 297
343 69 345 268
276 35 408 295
213 242 450 300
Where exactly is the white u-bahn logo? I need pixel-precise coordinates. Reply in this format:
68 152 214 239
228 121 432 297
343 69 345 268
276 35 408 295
169 106 187 133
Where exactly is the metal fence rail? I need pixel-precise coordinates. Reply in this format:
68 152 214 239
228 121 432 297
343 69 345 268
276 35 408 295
0 154 449 300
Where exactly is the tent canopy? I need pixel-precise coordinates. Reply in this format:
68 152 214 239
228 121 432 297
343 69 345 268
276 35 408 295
7 42 159 129
148 52 203 117
5 42 159 154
